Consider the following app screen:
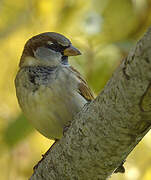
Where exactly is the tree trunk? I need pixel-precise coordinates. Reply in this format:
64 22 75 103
30 27 151 180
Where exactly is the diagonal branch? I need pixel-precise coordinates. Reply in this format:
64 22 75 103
30 26 151 180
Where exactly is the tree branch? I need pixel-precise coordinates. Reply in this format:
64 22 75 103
30 26 151 180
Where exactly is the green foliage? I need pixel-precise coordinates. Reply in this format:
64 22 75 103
3 114 33 147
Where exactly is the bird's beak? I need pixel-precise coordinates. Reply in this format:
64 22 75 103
63 45 81 56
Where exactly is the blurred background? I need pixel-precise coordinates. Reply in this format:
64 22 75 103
0 0 151 179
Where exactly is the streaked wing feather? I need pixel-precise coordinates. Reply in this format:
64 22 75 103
78 82 94 101
70 66 94 101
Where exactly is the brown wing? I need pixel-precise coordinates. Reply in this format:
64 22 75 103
70 66 94 101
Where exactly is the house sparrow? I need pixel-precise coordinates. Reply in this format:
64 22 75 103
15 32 125 173
15 32 94 140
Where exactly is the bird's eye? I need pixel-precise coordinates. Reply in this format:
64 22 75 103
47 41 54 46
45 42 56 49
45 42 65 54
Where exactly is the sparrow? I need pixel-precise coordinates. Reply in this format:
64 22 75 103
15 32 125 173
15 32 94 140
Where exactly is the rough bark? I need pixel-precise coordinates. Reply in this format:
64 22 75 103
30 27 151 180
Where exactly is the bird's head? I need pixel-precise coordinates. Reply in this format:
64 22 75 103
19 32 81 67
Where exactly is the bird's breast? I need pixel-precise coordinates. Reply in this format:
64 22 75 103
15 66 87 139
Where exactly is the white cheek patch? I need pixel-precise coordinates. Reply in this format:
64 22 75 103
33 47 62 67
34 47 61 61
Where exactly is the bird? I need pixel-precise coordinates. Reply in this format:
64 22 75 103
15 32 94 141
15 32 125 173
